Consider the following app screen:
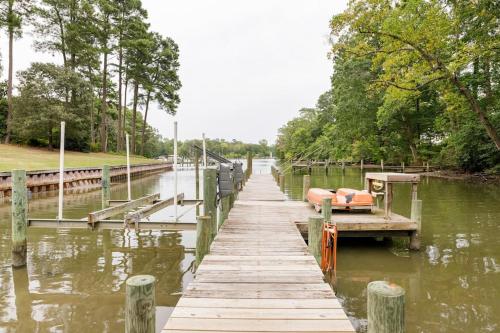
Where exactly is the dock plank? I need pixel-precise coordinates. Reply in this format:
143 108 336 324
162 174 355 333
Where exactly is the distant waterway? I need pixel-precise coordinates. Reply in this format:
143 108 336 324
0 160 498 332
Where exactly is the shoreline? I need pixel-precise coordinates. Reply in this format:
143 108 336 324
420 170 500 183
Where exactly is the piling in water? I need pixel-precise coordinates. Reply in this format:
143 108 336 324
367 281 405 333
101 165 110 209
125 275 156 333
409 199 422 250
322 197 332 223
11 170 28 268
196 215 212 265
302 175 310 202
203 167 217 240
308 216 323 265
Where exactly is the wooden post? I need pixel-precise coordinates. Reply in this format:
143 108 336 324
361 159 364 171
11 170 28 268
341 160 345 173
101 165 110 209
279 174 285 192
384 182 393 219
203 167 217 240
195 150 200 216
322 197 332 223
426 162 429 173
218 196 231 229
246 151 253 176
196 215 212 265
409 199 422 250
367 281 405 333
125 275 156 333
401 161 405 173
308 216 323 265
381 159 384 171
302 175 310 202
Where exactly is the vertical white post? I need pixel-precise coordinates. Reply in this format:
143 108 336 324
57 121 65 220
126 133 131 201
202 133 207 168
174 121 178 220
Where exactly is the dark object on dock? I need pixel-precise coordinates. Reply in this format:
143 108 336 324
367 281 405 333
192 144 232 164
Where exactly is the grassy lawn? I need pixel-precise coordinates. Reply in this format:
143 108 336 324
0 144 160 172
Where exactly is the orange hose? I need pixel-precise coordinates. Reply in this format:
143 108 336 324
320 223 338 272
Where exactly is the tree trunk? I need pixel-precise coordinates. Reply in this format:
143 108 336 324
4 1 14 144
122 72 129 143
117 45 123 151
48 124 53 150
451 75 500 150
131 81 139 154
100 50 108 152
140 91 151 156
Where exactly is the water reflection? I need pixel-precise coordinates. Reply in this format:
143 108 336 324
284 166 500 333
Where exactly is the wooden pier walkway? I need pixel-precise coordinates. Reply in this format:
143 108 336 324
162 174 355 332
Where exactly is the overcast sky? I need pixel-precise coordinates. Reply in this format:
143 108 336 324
0 0 348 144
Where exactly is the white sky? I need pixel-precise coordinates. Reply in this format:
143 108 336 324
0 0 348 144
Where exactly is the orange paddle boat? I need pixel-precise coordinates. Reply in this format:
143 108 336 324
307 187 373 212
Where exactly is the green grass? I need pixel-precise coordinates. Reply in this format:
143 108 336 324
0 144 160 172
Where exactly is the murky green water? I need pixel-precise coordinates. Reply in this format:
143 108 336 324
0 160 498 332
283 167 500 333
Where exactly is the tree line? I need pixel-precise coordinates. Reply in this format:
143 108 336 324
164 138 273 160
276 0 499 172
0 0 181 156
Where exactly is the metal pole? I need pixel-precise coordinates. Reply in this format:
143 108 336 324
202 132 207 168
126 133 131 201
57 121 65 220
174 121 178 220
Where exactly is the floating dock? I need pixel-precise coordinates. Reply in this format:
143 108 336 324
162 174 356 332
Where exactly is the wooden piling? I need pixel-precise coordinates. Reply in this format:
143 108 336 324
367 281 405 333
401 161 405 173
196 215 212 265
11 170 28 268
203 167 217 240
308 216 323 265
279 174 285 192
381 159 384 171
125 275 156 333
218 196 230 229
246 151 253 177
409 199 422 250
302 175 310 202
426 162 429 173
101 165 110 209
361 159 364 171
322 197 332 223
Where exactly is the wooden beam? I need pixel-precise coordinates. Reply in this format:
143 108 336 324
88 193 160 225
124 193 185 225
28 218 196 230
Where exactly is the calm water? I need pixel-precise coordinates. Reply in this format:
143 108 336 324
0 160 498 332
283 167 500 333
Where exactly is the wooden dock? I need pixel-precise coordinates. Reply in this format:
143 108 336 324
162 174 355 332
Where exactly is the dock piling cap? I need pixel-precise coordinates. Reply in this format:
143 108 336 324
368 280 405 297
126 275 156 286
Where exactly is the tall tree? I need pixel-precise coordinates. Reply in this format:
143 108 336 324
122 14 150 153
330 0 500 149
112 0 146 151
95 0 117 152
1 0 30 143
140 33 181 155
